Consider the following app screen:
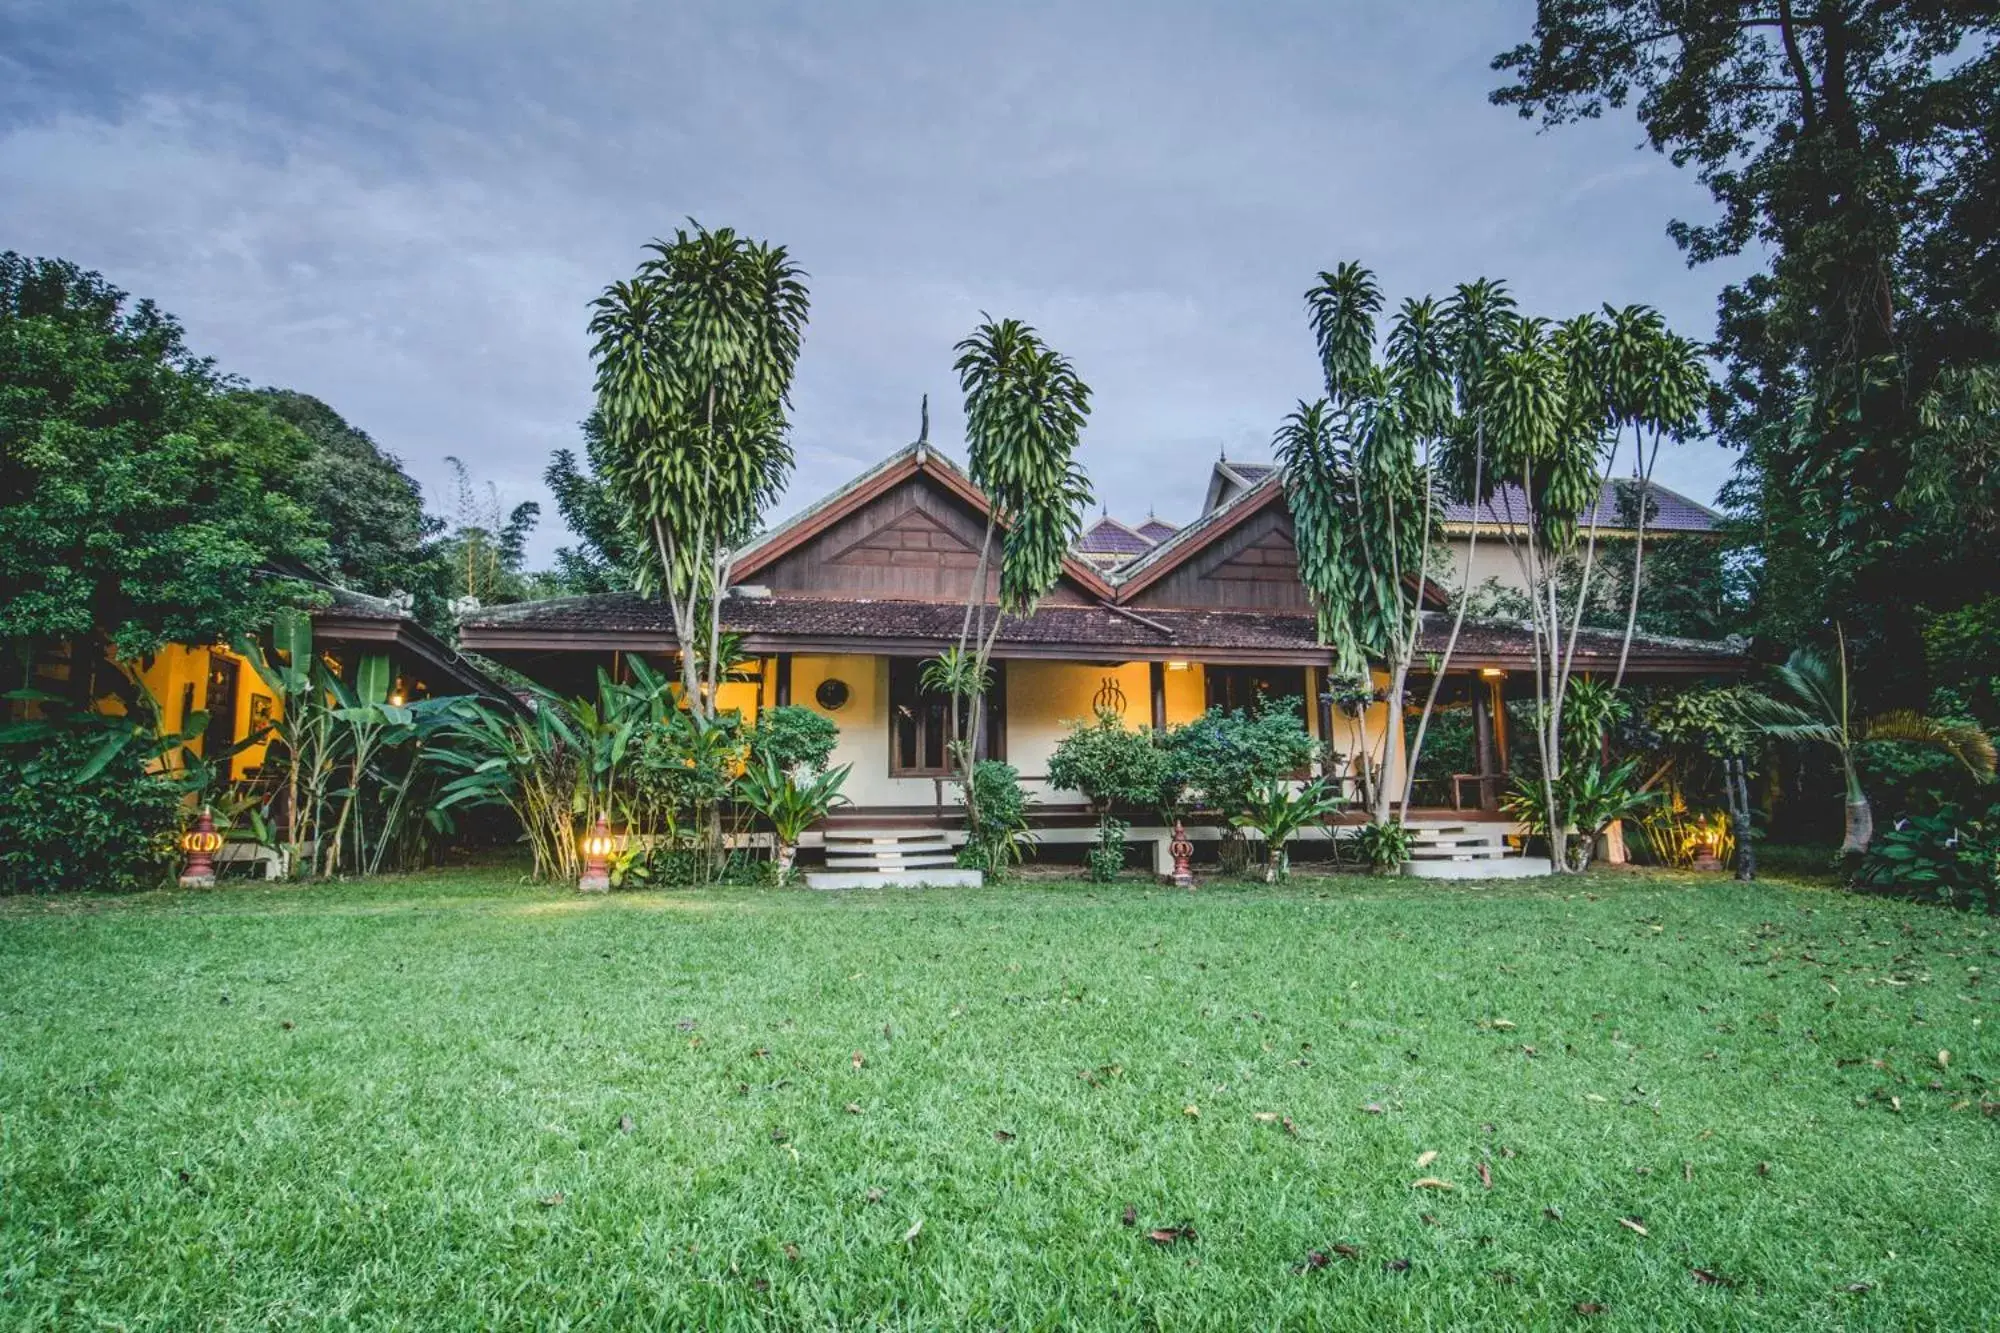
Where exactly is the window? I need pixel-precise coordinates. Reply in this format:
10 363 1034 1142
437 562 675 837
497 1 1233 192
888 658 1004 776
1203 665 1307 716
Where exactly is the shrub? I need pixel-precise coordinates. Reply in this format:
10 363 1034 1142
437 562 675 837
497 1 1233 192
1085 818 1129 882
751 705 838 774
0 715 182 893
1860 808 1999 911
1230 777 1342 882
960 760 1034 877
1351 820 1413 873
1163 701 1320 874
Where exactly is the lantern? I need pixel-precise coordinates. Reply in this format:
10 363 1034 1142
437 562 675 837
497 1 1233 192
1691 825 1723 872
179 806 224 887
579 811 614 892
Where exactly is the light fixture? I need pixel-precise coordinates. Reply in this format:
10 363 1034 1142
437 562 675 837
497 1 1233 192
1164 661 1191 671
1479 667 1506 679
179 807 223 887
579 811 615 892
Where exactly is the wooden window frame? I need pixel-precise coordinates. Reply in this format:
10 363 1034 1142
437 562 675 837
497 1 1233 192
887 657 1005 778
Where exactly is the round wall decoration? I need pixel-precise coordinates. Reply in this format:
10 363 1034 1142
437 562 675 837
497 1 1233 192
814 678 851 711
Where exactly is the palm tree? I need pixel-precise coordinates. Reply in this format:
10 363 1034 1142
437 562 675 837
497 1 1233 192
930 317 1092 835
1748 631 1995 855
587 224 809 719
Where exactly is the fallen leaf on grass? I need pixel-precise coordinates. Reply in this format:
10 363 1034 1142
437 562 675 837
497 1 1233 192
1147 1225 1198 1245
1574 1302 1608 1315
1332 1242 1361 1259
1282 1116 1298 1136
1295 1251 1332 1273
1121 1204 1137 1227
1691 1268 1734 1287
1938 1049 1950 1069
1491 1019 1516 1030
1361 1102 1385 1115
783 1243 800 1262
1416 1150 1438 1168
618 1114 635 1134
865 1188 883 1203
852 1051 866 1069
1491 1269 1517 1284
1543 1207 1564 1221
1477 1161 1492 1190
844 1103 862 1115
1618 1217 1649 1236
1254 1111 1279 1123
993 1129 1015 1142
1420 1212 1438 1225
1412 1177 1454 1191
903 1217 923 1243
1183 1104 1200 1118
1383 1258 1411 1273
1683 1161 1693 1182
1585 1093 1608 1103
539 1192 566 1208
1757 1161 1772 1177
1843 1282 1873 1294
279 1020 294 1031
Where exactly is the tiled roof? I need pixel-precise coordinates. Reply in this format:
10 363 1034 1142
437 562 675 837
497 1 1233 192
461 592 1745 669
1137 518 1178 542
1443 479 1718 533
1077 515 1157 556
1226 462 1275 483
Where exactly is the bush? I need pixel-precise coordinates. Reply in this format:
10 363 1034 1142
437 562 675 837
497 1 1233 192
960 760 1034 876
1350 820 1413 873
751 705 838 774
1161 702 1318 816
1085 818 1128 882
1860 808 1999 911
0 717 182 893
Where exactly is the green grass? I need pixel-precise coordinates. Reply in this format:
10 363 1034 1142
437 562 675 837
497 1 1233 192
3 867 1996 1330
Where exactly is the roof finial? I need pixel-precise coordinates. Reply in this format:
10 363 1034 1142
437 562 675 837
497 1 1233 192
918 393 929 445
1219 443 1228 462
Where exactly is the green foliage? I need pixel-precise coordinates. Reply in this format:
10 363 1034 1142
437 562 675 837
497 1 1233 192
1503 758 1660 871
1160 702 1318 817
1926 597 2000 728
1229 778 1342 882
1084 817 1128 883
736 751 851 881
247 389 448 622
959 760 1034 877
1351 820 1414 872
588 224 809 719
749 705 837 775
542 411 640 596
1046 711 1167 817
1860 809 1999 913
0 705 182 893
0 253 322 661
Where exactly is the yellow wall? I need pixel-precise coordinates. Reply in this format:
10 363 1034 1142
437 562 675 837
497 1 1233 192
127 643 278 781
785 653 943 808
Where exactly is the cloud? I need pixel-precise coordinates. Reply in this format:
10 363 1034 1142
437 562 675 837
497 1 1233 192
0 0 1750 556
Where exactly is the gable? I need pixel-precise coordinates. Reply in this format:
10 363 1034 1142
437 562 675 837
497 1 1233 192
749 467 1094 604
1124 502 1311 612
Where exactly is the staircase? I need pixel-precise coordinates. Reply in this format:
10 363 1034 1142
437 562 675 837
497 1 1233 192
1402 824 1552 880
804 829 984 890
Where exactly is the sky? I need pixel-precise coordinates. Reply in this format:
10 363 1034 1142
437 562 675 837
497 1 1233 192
1 1 1755 563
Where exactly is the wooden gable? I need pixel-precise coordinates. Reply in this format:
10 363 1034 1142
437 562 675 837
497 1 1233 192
743 462 1095 604
1121 495 1312 612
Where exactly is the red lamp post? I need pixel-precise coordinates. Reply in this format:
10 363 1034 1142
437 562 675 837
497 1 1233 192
1166 819 1195 889
579 811 613 892
179 806 223 887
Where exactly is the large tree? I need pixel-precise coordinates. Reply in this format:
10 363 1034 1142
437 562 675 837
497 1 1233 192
1492 2 2000 703
542 411 639 596
0 253 320 688
587 224 810 719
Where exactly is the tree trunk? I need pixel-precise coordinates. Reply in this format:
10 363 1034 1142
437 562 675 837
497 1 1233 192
1841 797 1873 856
1264 845 1284 884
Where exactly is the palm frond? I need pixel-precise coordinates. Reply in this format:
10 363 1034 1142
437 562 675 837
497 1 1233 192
1863 710 1998 778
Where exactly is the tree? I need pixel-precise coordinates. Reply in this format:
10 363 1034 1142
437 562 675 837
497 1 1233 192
247 389 447 618
587 224 809 719
1747 630 1995 855
542 411 638 595
925 317 1093 836
1276 263 1439 829
0 253 321 687
436 455 541 610
1492 2 2000 710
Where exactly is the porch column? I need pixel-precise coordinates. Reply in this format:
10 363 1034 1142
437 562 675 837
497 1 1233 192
1471 675 1496 809
775 654 793 707
1149 661 1166 733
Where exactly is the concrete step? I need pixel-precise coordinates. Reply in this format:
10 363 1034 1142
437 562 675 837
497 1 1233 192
1408 845 1515 860
1402 856 1553 880
826 854 961 870
805 868 985 890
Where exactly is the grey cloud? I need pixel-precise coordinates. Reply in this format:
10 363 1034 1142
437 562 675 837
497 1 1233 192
2 1 1749 558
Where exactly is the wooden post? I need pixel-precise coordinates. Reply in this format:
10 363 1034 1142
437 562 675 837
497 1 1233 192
775 654 793 707
1471 676 1496 809
1149 661 1167 733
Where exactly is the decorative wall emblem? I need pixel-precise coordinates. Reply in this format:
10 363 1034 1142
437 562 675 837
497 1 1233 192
1092 676 1128 715
815 678 851 711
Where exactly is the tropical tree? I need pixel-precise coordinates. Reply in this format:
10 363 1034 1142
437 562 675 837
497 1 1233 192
1231 777 1343 883
926 317 1093 835
737 752 852 883
1747 631 1996 856
587 224 810 720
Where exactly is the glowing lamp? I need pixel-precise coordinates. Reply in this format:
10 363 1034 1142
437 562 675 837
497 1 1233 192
1691 827 1724 872
578 811 614 892
1479 667 1506 679
179 806 223 887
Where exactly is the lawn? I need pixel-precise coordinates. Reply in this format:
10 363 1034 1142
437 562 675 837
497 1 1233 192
2 868 1996 1330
